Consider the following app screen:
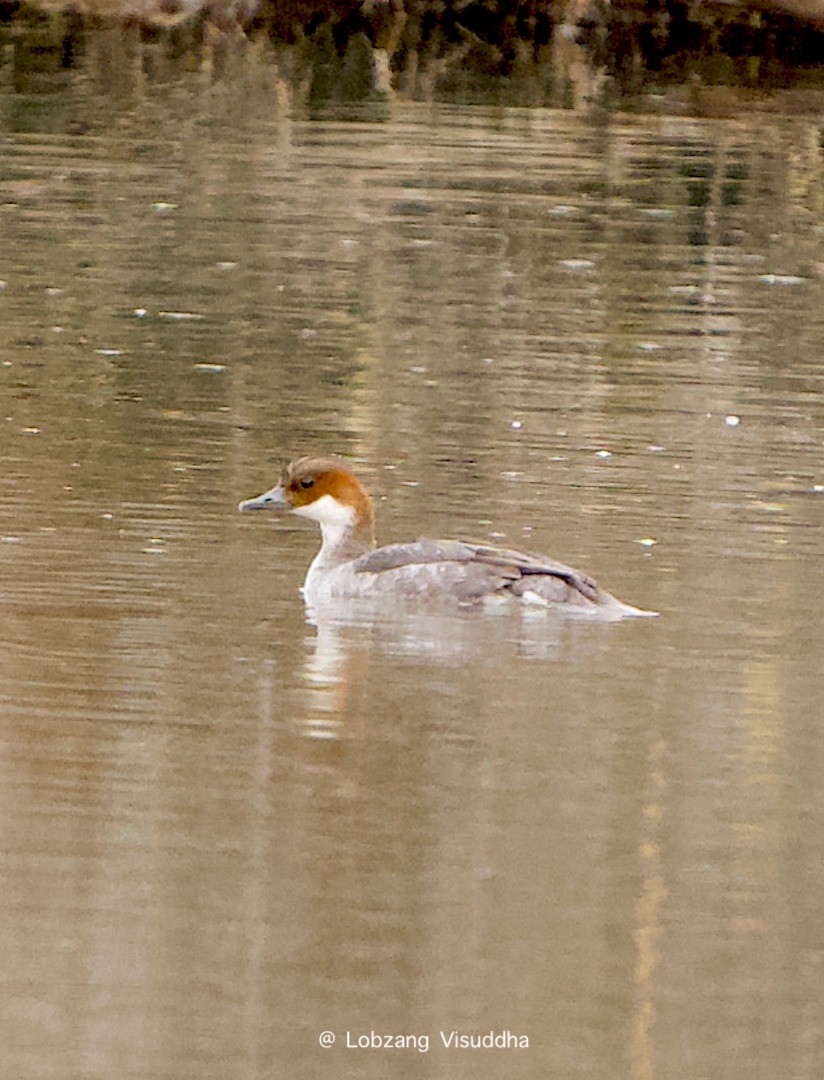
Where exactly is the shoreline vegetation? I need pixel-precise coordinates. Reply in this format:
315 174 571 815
2 0 824 107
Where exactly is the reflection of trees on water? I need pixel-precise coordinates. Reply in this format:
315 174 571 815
2 0 824 103
2 87 821 555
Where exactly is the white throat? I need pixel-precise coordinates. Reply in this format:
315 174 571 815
292 494 356 555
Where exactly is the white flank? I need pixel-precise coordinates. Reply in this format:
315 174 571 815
521 589 550 607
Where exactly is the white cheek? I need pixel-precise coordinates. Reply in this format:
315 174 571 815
293 494 355 529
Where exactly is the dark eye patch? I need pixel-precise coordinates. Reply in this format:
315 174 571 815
300 478 314 489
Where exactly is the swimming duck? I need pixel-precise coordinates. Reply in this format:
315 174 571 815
238 456 657 618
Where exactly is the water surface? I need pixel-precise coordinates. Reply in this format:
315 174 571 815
1 76 824 1080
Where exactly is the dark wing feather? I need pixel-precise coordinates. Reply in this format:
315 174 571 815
466 543 601 602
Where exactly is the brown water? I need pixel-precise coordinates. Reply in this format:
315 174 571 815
1 74 824 1080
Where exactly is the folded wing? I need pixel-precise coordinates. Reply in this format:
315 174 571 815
354 538 603 605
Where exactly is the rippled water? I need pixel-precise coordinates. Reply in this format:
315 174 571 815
1 72 824 1080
